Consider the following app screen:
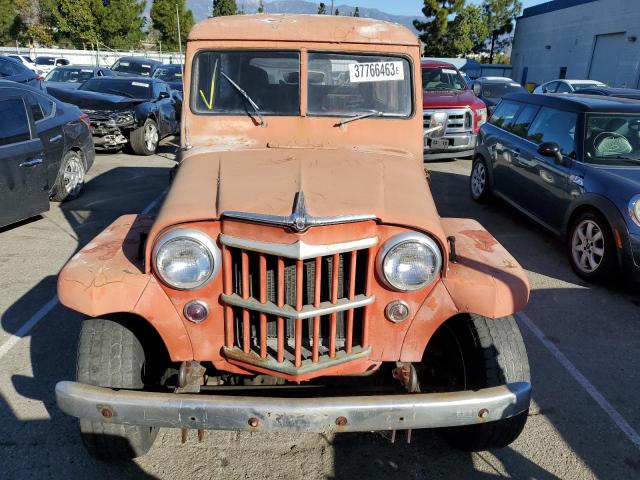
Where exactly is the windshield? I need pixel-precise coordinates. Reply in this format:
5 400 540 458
422 67 466 92
307 52 412 117
192 51 300 115
481 83 525 100
585 113 640 165
46 68 94 83
35 57 55 66
153 66 183 82
80 79 153 99
112 59 155 77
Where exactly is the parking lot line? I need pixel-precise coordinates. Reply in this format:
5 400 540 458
517 311 640 450
0 188 169 360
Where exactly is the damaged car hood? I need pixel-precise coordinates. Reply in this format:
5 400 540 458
46 86 145 111
149 147 445 242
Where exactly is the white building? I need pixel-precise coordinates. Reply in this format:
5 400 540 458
510 0 640 88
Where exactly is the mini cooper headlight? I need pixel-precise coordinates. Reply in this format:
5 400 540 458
153 229 220 290
629 194 640 226
377 233 442 291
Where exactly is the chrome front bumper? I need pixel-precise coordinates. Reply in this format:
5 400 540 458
55 381 531 433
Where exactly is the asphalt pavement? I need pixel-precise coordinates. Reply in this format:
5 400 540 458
0 146 638 479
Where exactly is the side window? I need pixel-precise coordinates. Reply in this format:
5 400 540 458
544 82 559 93
527 107 578 156
510 104 540 138
0 98 31 146
556 82 571 93
489 100 521 131
26 94 54 122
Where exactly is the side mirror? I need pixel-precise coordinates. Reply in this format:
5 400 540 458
538 142 565 164
158 91 170 100
472 83 482 96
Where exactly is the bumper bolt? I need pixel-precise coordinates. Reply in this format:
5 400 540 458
335 416 348 427
101 408 113 419
248 417 259 428
478 408 489 419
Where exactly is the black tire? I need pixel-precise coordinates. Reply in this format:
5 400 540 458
567 210 617 282
469 157 490 202
76 318 158 460
50 150 85 202
435 315 530 451
129 118 159 156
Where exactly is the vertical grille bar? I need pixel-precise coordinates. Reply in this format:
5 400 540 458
277 257 285 363
312 256 321 363
295 259 303 368
223 246 234 347
362 250 374 347
241 251 250 353
329 253 339 358
345 250 357 353
259 254 267 359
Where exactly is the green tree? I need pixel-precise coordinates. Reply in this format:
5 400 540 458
257 0 264 13
482 0 522 62
212 0 237 17
317 2 326 14
334 8 339 15
413 0 465 57
0 0 18 45
353 6 360 17
448 4 488 56
151 0 195 50
50 0 97 46
94 0 145 50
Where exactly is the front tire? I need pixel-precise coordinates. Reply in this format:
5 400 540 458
568 211 616 282
421 314 530 451
50 150 85 202
470 157 490 202
76 318 158 460
129 118 159 155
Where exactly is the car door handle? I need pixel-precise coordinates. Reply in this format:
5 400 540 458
50 134 62 143
19 157 44 168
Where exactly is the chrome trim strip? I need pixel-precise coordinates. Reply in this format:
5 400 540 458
55 381 532 432
221 293 375 320
223 346 372 375
219 234 378 260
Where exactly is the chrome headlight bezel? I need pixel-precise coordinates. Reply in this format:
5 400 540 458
376 232 443 292
152 229 221 290
628 194 640 227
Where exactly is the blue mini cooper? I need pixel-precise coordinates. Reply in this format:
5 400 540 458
471 93 640 282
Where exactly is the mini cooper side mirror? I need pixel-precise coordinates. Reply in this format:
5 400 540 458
538 142 565 165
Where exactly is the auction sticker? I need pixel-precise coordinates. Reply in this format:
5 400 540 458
131 82 150 87
349 61 404 83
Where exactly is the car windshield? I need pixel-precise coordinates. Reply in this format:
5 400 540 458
153 66 183 82
35 57 55 66
422 67 466 92
585 113 640 165
46 68 95 83
112 59 154 77
80 79 153 99
481 83 525 100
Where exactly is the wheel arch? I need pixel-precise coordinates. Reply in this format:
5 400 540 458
473 150 494 188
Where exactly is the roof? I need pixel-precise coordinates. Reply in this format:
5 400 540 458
564 79 605 85
521 0 597 19
421 59 457 69
575 87 640 99
118 56 162 64
477 76 514 82
503 92 640 113
188 14 418 47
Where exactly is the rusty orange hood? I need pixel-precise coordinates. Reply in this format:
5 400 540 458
149 147 445 243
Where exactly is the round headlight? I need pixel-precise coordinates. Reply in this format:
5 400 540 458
153 229 220 290
377 233 442 291
629 195 640 227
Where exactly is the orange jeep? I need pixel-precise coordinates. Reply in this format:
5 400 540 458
55 15 531 460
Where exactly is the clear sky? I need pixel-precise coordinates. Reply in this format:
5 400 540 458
345 1 548 17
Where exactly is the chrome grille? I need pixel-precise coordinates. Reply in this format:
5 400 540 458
424 108 473 134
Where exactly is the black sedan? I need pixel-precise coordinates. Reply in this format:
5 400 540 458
0 81 95 228
471 77 526 113
0 56 44 90
152 64 183 93
47 77 180 155
44 66 114 90
110 57 162 78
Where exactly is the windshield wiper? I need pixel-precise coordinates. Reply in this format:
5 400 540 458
335 110 403 127
220 71 265 126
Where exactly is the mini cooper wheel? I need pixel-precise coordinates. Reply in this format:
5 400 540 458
470 157 490 201
419 314 530 451
568 211 615 281
130 118 159 155
76 317 159 460
50 150 85 202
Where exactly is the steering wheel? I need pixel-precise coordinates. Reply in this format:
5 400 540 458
593 131 633 155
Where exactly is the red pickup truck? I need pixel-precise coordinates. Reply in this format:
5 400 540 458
422 60 487 161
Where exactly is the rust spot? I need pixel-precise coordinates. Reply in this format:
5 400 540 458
335 416 348 427
459 230 498 253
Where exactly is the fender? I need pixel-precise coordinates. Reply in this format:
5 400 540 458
57 215 193 361
400 218 530 361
